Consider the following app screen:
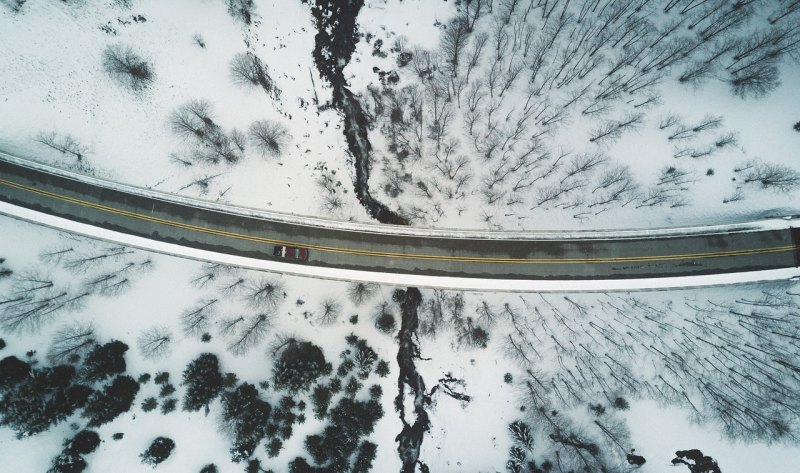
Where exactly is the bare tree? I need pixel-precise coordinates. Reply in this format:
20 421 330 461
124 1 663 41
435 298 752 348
181 299 218 336
441 17 471 77
190 263 230 288
34 132 88 161
1 273 84 333
226 313 272 355
744 163 800 191
230 52 280 99
170 99 216 140
730 64 781 99
138 326 173 360
318 298 341 325
347 282 378 306
248 120 290 157
47 322 96 363
63 246 133 273
243 277 285 310
102 44 154 90
226 0 255 24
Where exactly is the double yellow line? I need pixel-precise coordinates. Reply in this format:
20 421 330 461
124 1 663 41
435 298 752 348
0 177 795 265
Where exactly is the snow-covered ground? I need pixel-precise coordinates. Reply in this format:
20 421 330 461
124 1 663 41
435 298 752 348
0 0 370 221
3 1 800 472
3 215 800 472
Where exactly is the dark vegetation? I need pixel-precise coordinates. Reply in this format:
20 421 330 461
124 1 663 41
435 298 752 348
140 436 175 467
307 0 409 225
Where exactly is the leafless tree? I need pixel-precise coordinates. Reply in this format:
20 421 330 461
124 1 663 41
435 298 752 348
248 120 290 157
102 44 154 90
226 313 273 355
589 113 643 146
63 245 133 273
714 132 738 149
730 64 781 99
0 273 84 333
347 282 378 306
744 163 800 191
230 52 280 99
181 299 218 336
679 61 715 86
47 322 96 363
441 17 471 77
226 0 255 24
170 99 216 140
34 132 88 161
190 263 230 288
138 326 173 360
318 298 342 325
178 173 224 195
243 277 285 310
659 114 680 130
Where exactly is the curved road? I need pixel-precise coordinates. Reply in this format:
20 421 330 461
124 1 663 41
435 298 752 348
1 156 798 280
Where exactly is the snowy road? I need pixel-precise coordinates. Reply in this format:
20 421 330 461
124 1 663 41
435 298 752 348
0 157 798 281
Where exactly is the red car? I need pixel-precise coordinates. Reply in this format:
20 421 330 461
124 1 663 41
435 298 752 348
273 245 309 261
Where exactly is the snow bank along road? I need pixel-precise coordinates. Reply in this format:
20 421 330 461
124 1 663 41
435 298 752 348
1 154 799 282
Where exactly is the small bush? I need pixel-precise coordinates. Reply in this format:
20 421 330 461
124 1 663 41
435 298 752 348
160 398 177 414
138 373 151 384
589 403 606 415
375 360 390 378
103 44 154 91
794 121 800 132
613 397 630 410
159 383 175 397
374 311 396 334
112 433 124 441
154 372 169 384
140 437 175 467
199 465 217 473
504 373 513 384
141 397 158 412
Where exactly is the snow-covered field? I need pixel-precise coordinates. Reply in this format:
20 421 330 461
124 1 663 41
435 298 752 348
3 215 800 472
3 1 800 472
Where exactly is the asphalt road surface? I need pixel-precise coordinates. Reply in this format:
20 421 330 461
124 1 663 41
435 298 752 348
1 158 798 280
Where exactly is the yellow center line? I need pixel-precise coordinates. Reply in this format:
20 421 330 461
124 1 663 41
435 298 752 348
1 177 795 264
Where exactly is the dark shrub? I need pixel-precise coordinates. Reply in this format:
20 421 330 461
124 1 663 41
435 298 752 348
0 355 30 386
375 360 390 378
66 430 100 455
140 437 175 466
272 341 330 393
81 341 128 382
83 375 139 427
182 354 223 411
142 397 158 412
47 452 87 473
220 383 271 463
